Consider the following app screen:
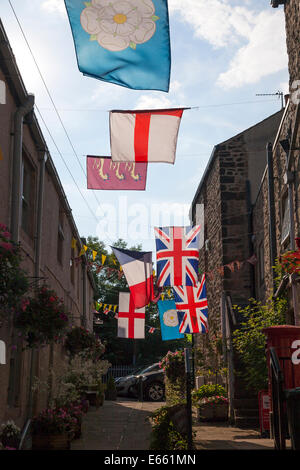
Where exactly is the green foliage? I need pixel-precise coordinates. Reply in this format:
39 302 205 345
192 384 227 401
232 295 287 392
149 406 189 450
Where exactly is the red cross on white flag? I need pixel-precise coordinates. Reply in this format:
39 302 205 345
118 292 145 339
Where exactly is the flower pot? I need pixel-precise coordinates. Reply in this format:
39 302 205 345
32 433 70 450
73 420 82 440
197 402 228 422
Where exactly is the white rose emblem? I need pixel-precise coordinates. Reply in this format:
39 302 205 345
163 309 179 328
80 0 158 52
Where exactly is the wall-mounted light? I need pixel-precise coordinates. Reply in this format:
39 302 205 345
270 0 286 7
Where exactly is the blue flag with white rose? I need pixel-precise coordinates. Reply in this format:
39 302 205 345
64 0 171 92
158 300 184 341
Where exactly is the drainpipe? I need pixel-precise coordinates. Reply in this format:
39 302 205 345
267 142 277 291
10 94 35 242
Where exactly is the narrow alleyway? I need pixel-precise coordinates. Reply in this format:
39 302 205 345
70 398 289 451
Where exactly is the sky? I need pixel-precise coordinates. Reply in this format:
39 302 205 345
1 0 289 254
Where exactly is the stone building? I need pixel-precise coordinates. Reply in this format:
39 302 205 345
190 110 283 424
190 0 300 425
0 19 96 430
259 0 300 325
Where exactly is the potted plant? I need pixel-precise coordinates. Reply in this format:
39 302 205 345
31 408 76 450
192 384 228 422
14 285 70 348
0 420 21 449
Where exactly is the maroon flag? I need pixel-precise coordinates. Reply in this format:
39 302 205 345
87 156 147 190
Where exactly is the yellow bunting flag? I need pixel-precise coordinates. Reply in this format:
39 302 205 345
92 250 97 261
161 294 165 301
79 245 88 256
71 237 77 249
120 266 123 272
113 305 117 312
102 254 107 265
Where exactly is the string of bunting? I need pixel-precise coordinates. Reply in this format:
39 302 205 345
200 254 258 280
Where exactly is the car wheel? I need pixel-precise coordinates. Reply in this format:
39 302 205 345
146 382 165 402
127 385 136 398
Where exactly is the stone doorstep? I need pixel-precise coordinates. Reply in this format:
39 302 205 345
234 416 260 429
233 398 259 409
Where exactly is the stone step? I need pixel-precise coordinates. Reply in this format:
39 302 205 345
234 416 260 429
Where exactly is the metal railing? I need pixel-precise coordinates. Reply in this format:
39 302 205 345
269 347 287 450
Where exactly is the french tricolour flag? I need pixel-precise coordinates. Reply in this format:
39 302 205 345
110 108 188 164
111 246 154 309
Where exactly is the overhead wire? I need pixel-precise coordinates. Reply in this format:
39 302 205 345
7 0 116 243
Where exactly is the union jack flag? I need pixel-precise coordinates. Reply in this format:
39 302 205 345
154 226 201 287
173 274 208 334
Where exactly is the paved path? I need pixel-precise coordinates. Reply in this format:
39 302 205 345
193 422 278 450
71 398 163 451
71 398 290 451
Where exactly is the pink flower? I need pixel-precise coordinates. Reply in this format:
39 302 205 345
0 242 13 251
2 231 11 239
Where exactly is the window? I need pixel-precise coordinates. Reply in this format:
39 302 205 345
21 154 35 237
57 210 64 264
281 194 290 246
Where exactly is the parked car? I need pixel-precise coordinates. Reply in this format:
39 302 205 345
115 363 160 397
131 365 165 402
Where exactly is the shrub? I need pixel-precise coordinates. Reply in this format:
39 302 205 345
149 406 189 450
159 350 185 382
31 408 76 436
232 295 287 392
192 384 227 402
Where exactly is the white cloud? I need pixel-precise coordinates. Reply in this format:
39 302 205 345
134 80 186 109
217 10 288 89
169 0 288 89
169 0 255 48
41 0 66 15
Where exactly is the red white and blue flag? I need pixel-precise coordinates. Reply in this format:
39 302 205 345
173 275 208 334
154 226 201 287
111 246 154 308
